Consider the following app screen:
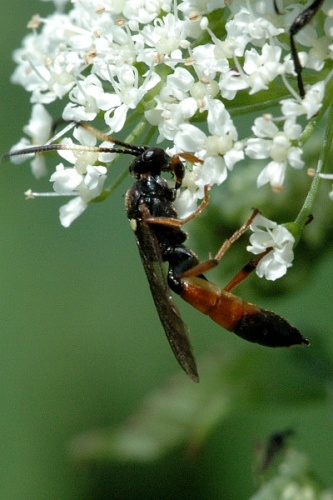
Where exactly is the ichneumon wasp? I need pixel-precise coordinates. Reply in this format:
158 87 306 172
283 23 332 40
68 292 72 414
6 123 309 382
274 0 325 98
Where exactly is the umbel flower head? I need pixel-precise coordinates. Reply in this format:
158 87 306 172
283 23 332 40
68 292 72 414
7 0 333 281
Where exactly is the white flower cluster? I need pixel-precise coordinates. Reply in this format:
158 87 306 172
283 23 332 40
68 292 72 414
9 0 333 278
247 213 295 281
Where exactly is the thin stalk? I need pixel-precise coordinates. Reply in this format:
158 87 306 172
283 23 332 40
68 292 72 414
295 103 333 226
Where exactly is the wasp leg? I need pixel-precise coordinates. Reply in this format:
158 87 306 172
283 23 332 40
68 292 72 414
275 0 324 98
181 209 260 278
223 248 272 292
145 185 211 228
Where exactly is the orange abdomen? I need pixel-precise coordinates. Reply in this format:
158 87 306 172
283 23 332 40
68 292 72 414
180 277 308 347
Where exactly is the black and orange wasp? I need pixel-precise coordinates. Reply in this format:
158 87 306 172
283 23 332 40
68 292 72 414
6 124 308 381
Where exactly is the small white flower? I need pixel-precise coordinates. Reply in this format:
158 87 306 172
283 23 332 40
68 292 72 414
247 214 295 280
7 0 331 228
11 13 79 104
62 74 106 122
59 196 88 228
123 0 172 24
52 162 107 227
191 44 229 80
281 81 325 119
174 99 244 199
50 163 81 194
242 44 283 94
245 115 304 189
47 126 107 226
10 103 52 178
23 103 53 145
145 68 198 141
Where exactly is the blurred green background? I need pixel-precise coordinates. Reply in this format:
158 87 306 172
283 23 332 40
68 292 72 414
1 2 333 499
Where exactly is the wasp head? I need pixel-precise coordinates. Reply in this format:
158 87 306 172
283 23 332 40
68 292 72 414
129 147 171 179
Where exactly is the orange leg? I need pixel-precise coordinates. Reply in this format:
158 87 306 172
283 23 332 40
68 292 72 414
146 194 268 293
181 208 260 279
223 248 272 292
144 185 211 228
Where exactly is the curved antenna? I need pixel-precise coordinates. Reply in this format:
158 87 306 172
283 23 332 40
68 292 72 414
4 142 145 161
3 121 150 162
77 122 147 154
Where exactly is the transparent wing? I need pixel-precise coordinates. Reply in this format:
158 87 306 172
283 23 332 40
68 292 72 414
133 210 198 382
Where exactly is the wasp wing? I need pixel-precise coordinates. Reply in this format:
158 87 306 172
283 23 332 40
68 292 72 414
133 208 199 382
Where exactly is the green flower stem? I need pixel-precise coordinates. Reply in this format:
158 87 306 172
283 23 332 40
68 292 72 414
295 101 333 227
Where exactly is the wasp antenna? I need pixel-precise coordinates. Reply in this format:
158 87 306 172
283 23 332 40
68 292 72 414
3 143 141 162
4 144 70 159
77 122 146 155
